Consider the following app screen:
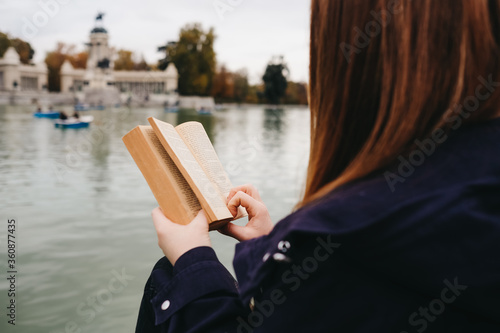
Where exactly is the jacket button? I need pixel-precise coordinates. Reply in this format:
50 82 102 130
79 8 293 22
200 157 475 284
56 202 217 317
272 253 291 263
161 300 170 310
277 240 291 253
249 297 255 311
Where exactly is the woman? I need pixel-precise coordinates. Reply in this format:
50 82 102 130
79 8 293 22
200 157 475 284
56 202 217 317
136 0 500 332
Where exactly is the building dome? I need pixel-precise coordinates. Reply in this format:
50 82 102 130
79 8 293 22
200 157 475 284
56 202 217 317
1 47 20 65
91 27 108 34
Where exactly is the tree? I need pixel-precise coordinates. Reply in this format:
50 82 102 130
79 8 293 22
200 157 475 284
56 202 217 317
232 69 249 103
45 43 68 91
284 81 308 105
245 84 264 104
0 32 10 58
114 50 150 71
114 49 135 70
0 32 34 64
10 38 34 64
212 65 234 101
67 51 88 69
134 55 150 71
158 23 216 96
262 56 288 104
45 43 87 91
157 41 177 70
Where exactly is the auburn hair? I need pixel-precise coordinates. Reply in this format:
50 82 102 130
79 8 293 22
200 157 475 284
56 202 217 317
300 0 500 207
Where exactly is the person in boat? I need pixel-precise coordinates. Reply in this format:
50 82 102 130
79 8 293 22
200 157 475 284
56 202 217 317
59 111 68 120
73 111 80 119
136 1 500 332
36 106 42 113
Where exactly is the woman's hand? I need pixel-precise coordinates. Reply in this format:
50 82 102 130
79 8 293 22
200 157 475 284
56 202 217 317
219 184 273 242
152 208 211 265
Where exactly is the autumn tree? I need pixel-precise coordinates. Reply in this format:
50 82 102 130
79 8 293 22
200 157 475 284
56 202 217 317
45 43 68 91
114 50 150 71
45 43 87 92
134 56 150 71
0 32 34 64
245 84 264 104
263 56 288 104
67 52 88 69
284 81 308 105
10 38 35 64
114 49 135 70
212 65 234 101
159 23 216 96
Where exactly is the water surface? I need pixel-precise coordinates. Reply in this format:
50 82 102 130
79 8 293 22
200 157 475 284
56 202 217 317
0 104 309 332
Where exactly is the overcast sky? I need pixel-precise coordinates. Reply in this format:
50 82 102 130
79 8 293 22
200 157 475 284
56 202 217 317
0 0 310 84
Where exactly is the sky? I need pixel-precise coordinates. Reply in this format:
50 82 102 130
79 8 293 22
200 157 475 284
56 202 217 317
0 0 310 84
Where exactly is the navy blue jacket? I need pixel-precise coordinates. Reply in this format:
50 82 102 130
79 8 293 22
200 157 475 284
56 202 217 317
136 118 500 332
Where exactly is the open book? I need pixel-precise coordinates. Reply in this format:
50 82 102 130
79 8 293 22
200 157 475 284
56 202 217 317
122 117 245 230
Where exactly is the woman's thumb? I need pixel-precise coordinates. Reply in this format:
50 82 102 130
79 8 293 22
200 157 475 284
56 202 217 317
218 222 247 242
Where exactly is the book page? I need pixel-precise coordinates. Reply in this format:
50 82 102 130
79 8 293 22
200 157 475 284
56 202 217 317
148 118 232 221
142 127 202 216
175 122 232 197
175 121 247 220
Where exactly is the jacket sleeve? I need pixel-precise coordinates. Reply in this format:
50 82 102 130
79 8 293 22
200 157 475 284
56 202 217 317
135 246 250 333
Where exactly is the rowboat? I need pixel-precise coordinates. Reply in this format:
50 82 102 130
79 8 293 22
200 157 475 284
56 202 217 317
34 111 60 119
197 108 212 115
54 116 94 129
164 106 179 113
74 103 90 111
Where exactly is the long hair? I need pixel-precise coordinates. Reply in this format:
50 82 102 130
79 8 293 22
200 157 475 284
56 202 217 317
299 0 500 207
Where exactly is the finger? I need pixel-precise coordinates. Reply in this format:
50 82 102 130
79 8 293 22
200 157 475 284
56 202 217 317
227 191 262 217
229 184 261 201
152 207 176 233
218 222 248 242
227 184 262 202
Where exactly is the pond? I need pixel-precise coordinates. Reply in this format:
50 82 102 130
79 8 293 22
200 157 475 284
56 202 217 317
0 104 310 332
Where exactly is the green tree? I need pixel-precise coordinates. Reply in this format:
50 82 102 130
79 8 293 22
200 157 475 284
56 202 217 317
262 56 288 104
157 41 177 70
0 32 10 58
159 23 216 96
